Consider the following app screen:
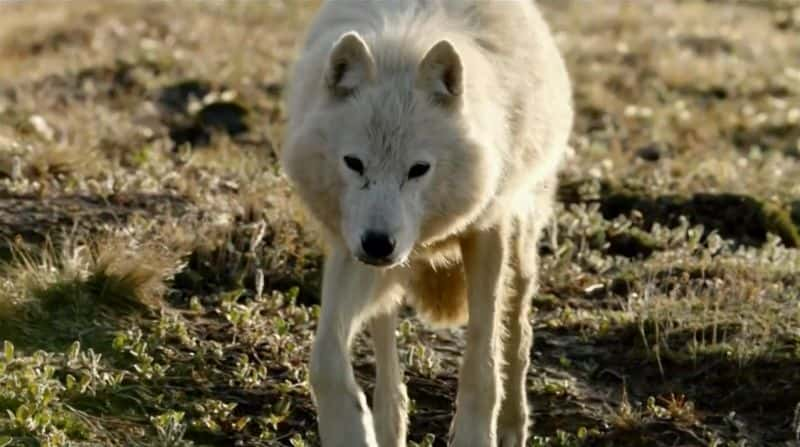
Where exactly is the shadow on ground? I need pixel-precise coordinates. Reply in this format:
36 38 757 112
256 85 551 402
560 180 800 249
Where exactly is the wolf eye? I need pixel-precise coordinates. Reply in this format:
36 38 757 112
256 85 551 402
408 162 430 180
343 156 364 175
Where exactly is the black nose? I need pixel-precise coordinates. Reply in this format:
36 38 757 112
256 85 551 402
361 231 396 260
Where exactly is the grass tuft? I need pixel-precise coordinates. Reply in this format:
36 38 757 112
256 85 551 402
3 235 184 316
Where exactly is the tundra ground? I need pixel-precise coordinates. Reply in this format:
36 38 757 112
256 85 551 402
1 1 799 446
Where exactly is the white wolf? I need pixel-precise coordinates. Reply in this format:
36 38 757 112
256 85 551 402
280 0 572 446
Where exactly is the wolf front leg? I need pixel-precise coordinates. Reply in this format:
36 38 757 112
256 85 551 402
450 224 510 447
370 310 408 447
497 216 543 447
310 248 381 447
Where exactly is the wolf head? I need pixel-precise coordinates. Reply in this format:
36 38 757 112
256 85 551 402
283 31 499 267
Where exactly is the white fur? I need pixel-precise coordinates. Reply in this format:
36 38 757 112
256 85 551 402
280 1 573 446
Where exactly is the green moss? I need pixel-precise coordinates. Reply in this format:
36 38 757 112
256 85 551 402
609 271 643 296
761 202 800 248
533 293 561 310
561 180 800 248
31 271 153 315
791 200 800 229
606 228 662 258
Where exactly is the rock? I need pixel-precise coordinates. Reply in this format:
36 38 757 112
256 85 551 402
29 115 55 141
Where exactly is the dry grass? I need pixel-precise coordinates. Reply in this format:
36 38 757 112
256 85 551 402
0 0 798 445
0 232 185 328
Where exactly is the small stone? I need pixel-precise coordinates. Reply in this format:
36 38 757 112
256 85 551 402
10 156 23 180
29 115 55 141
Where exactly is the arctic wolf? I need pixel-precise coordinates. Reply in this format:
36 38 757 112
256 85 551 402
280 0 573 445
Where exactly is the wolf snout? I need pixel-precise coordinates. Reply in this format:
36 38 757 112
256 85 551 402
359 230 396 264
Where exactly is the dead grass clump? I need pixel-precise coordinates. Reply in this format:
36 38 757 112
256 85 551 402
24 146 96 180
609 388 643 432
82 237 185 308
1 234 185 320
0 142 103 185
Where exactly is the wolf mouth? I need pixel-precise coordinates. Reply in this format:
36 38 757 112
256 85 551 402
356 255 400 268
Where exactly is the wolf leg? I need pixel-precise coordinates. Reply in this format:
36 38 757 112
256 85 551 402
369 310 407 447
450 222 510 447
497 258 536 444
310 247 385 447
496 269 536 447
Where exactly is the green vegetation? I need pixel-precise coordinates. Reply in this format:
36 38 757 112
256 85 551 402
1 0 799 445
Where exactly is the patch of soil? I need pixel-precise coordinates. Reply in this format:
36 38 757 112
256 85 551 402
731 123 800 156
0 191 194 250
157 79 212 114
678 35 734 56
3 25 92 57
546 321 800 444
157 80 252 148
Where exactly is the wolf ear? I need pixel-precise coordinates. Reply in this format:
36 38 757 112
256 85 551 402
324 31 376 98
416 40 463 106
